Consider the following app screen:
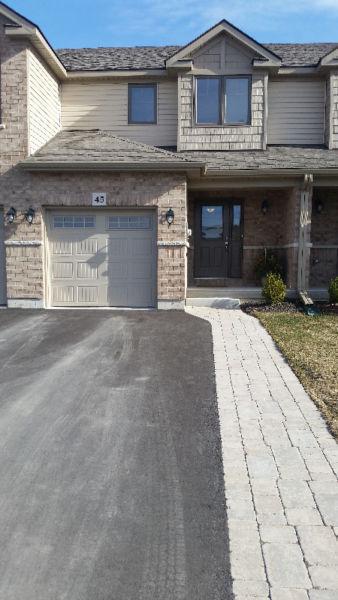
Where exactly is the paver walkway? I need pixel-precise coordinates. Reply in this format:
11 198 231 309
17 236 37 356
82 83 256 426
187 307 338 600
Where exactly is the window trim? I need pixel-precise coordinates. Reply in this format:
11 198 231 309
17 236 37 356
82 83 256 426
128 83 158 125
194 75 252 127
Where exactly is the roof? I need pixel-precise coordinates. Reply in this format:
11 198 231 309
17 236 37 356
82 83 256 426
57 42 338 71
181 146 338 173
20 133 338 175
19 130 203 171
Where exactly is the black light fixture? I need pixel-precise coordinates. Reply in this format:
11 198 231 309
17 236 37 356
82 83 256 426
261 200 269 215
6 207 17 224
25 207 35 225
315 199 324 214
166 207 175 227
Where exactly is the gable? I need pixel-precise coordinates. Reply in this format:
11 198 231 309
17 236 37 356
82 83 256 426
166 20 281 69
189 33 255 73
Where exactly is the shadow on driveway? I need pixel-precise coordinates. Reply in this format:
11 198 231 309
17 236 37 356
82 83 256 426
0 310 232 600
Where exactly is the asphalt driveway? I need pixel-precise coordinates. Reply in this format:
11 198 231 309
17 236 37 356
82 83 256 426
0 310 231 600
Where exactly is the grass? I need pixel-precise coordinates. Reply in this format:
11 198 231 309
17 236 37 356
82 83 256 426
254 311 338 439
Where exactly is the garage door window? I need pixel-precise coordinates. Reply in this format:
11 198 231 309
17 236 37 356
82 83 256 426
107 216 151 230
53 215 96 229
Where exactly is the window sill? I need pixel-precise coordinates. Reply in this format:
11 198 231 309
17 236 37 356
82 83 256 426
193 123 252 128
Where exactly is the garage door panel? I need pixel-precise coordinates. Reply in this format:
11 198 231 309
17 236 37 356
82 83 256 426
128 260 153 279
76 239 99 255
130 238 153 257
78 286 99 304
52 286 75 304
48 211 156 308
0 210 5 305
52 262 74 279
76 262 98 279
51 240 73 255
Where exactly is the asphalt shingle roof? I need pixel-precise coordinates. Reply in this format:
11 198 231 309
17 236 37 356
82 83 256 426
20 130 202 169
57 43 338 71
182 146 338 172
20 132 338 173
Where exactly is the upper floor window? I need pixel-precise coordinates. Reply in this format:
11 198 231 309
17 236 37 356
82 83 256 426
195 76 251 126
128 83 157 124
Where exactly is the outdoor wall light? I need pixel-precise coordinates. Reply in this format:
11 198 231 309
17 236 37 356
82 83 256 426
6 207 17 224
166 208 175 226
315 199 324 214
25 207 35 225
261 200 269 215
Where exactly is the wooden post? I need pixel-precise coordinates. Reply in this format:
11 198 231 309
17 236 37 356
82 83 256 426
297 173 313 294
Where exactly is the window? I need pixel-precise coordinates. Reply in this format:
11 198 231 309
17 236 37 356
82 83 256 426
128 84 157 124
201 206 223 239
53 215 95 229
107 215 151 230
195 76 251 125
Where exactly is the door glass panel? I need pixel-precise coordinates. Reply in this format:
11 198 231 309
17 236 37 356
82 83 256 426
233 205 241 227
201 206 223 239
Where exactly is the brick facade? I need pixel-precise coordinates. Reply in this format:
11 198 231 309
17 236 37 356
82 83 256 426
0 14 29 175
0 169 187 305
310 190 338 287
178 72 266 151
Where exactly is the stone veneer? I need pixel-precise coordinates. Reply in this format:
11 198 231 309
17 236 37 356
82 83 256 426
178 72 266 151
327 71 338 149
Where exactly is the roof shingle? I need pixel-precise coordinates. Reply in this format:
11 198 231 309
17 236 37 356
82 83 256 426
20 130 203 170
56 43 338 71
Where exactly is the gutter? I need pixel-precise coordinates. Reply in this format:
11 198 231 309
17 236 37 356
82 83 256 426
203 167 338 178
19 160 205 175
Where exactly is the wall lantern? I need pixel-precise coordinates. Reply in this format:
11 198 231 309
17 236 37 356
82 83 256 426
166 208 175 227
261 200 269 215
6 207 17 224
25 207 35 225
315 199 324 214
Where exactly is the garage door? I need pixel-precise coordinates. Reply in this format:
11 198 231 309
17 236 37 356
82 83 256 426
47 210 156 308
0 210 5 305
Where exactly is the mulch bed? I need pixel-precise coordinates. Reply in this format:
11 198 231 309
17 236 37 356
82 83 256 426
241 300 338 316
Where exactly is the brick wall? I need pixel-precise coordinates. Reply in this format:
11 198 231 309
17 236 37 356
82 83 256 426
0 169 187 305
178 72 266 151
0 14 29 175
310 190 338 287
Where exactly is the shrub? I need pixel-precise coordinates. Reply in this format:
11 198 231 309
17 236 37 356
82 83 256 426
262 272 286 305
254 250 285 281
328 276 338 303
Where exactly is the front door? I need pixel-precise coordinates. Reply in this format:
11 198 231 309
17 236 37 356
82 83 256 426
194 201 243 279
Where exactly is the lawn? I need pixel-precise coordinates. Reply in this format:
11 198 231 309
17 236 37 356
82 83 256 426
255 311 338 438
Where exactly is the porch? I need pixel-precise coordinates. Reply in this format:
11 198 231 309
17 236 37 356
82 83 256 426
186 185 338 303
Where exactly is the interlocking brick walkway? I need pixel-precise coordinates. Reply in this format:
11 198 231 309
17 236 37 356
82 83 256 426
187 307 338 600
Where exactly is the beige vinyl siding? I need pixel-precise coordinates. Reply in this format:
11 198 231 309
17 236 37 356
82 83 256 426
268 79 325 145
28 50 61 155
61 80 178 146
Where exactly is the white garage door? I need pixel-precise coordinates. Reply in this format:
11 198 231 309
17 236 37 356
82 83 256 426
0 210 6 305
47 210 156 308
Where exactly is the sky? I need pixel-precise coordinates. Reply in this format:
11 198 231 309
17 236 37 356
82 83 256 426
5 0 338 48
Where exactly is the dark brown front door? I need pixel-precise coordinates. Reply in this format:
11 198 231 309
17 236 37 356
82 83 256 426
194 200 243 279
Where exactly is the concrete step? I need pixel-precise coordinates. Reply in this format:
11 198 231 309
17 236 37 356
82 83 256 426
185 297 241 309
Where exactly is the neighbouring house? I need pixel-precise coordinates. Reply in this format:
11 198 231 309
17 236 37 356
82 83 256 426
0 1 337 309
